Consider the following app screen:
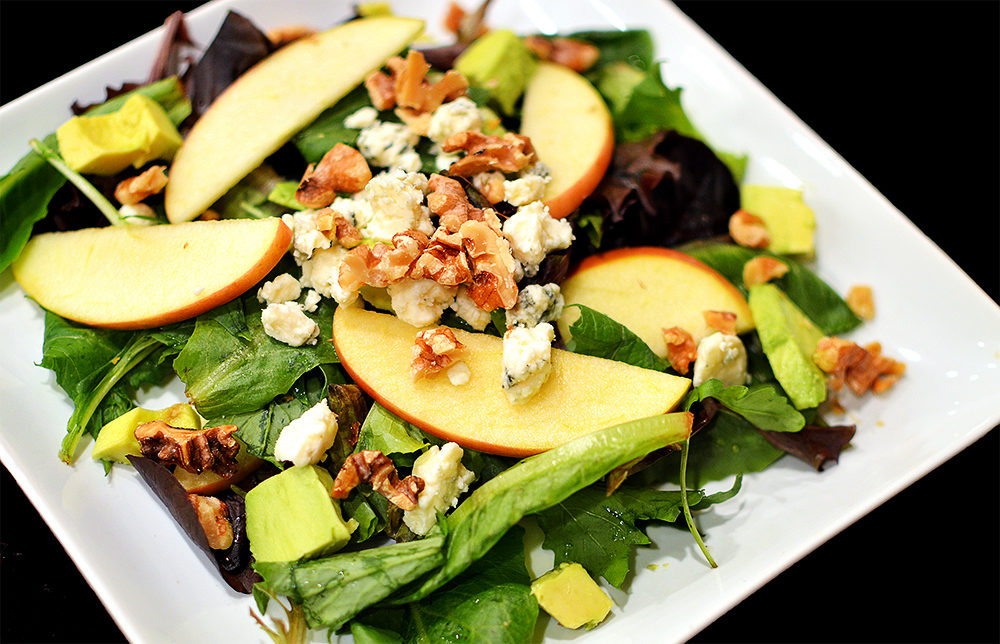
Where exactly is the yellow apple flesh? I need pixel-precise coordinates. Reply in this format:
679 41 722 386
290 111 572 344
165 16 424 223
520 61 614 219
332 306 690 457
558 247 754 358
12 218 291 329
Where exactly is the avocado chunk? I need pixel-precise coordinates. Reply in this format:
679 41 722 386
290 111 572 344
748 283 827 409
530 562 614 630
455 29 537 115
92 403 201 464
741 185 816 255
56 93 183 175
245 465 354 563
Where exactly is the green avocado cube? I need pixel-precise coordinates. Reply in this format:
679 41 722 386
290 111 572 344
530 562 614 630
245 465 354 563
56 93 183 175
748 283 827 409
455 29 537 115
92 403 201 464
741 185 816 255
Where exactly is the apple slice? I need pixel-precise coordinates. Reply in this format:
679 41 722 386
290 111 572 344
558 247 754 359
165 16 424 223
11 218 291 329
520 61 614 219
333 306 690 457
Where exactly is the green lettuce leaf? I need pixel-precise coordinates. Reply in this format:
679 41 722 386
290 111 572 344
684 379 804 432
293 85 371 164
681 242 862 335
564 304 668 371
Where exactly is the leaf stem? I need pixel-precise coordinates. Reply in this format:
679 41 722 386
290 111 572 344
679 438 717 568
29 138 124 226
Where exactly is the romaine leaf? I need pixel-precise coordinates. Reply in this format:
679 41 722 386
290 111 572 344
564 304 669 371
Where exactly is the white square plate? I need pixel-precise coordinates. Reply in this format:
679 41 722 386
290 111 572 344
1 1 998 642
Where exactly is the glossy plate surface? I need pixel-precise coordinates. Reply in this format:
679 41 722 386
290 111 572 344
0 1 998 642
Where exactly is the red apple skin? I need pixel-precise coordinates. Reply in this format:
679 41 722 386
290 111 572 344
105 221 292 330
543 126 614 220
12 218 291 331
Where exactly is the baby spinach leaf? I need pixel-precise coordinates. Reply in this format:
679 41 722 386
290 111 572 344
402 526 537 644
564 304 668 371
294 85 372 164
356 403 430 461
681 242 862 335
684 379 804 432
570 29 655 70
173 294 337 418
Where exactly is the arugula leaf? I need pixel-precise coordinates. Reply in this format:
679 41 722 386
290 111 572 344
684 379 804 432
173 294 338 418
564 304 669 371
682 242 863 335
0 77 191 271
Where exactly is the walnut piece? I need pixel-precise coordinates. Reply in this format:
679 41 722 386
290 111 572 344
846 285 876 320
813 337 905 395
729 209 770 249
427 173 486 233
114 165 168 205
188 494 234 550
134 421 240 477
703 310 737 335
524 35 600 72
266 24 317 47
663 326 697 375
412 327 466 379
339 230 429 291
460 219 519 310
410 229 473 286
364 51 468 116
330 450 425 511
441 131 537 176
743 256 789 286
296 143 372 208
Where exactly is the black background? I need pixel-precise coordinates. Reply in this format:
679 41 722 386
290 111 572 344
1 1 997 643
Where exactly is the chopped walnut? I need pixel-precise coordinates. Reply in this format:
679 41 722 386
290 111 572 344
427 173 486 232
460 219 519 310
441 131 537 176
199 209 221 221
729 210 770 249
330 450 425 511
846 285 876 320
188 494 233 550
266 24 317 47
134 422 240 477
338 230 429 291
327 384 369 449
443 1 490 42
813 336 905 395
524 35 600 72
743 256 789 286
363 51 468 117
663 327 697 375
410 228 473 285
703 310 738 335
365 70 397 110
296 143 372 208
395 106 433 136
412 327 466 379
114 165 168 205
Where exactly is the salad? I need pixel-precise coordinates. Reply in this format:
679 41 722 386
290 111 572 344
1 1 992 644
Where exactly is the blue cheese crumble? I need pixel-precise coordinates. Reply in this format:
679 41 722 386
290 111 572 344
273 400 338 467
502 322 555 404
692 332 749 387
506 283 564 329
403 442 475 535
502 201 574 276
